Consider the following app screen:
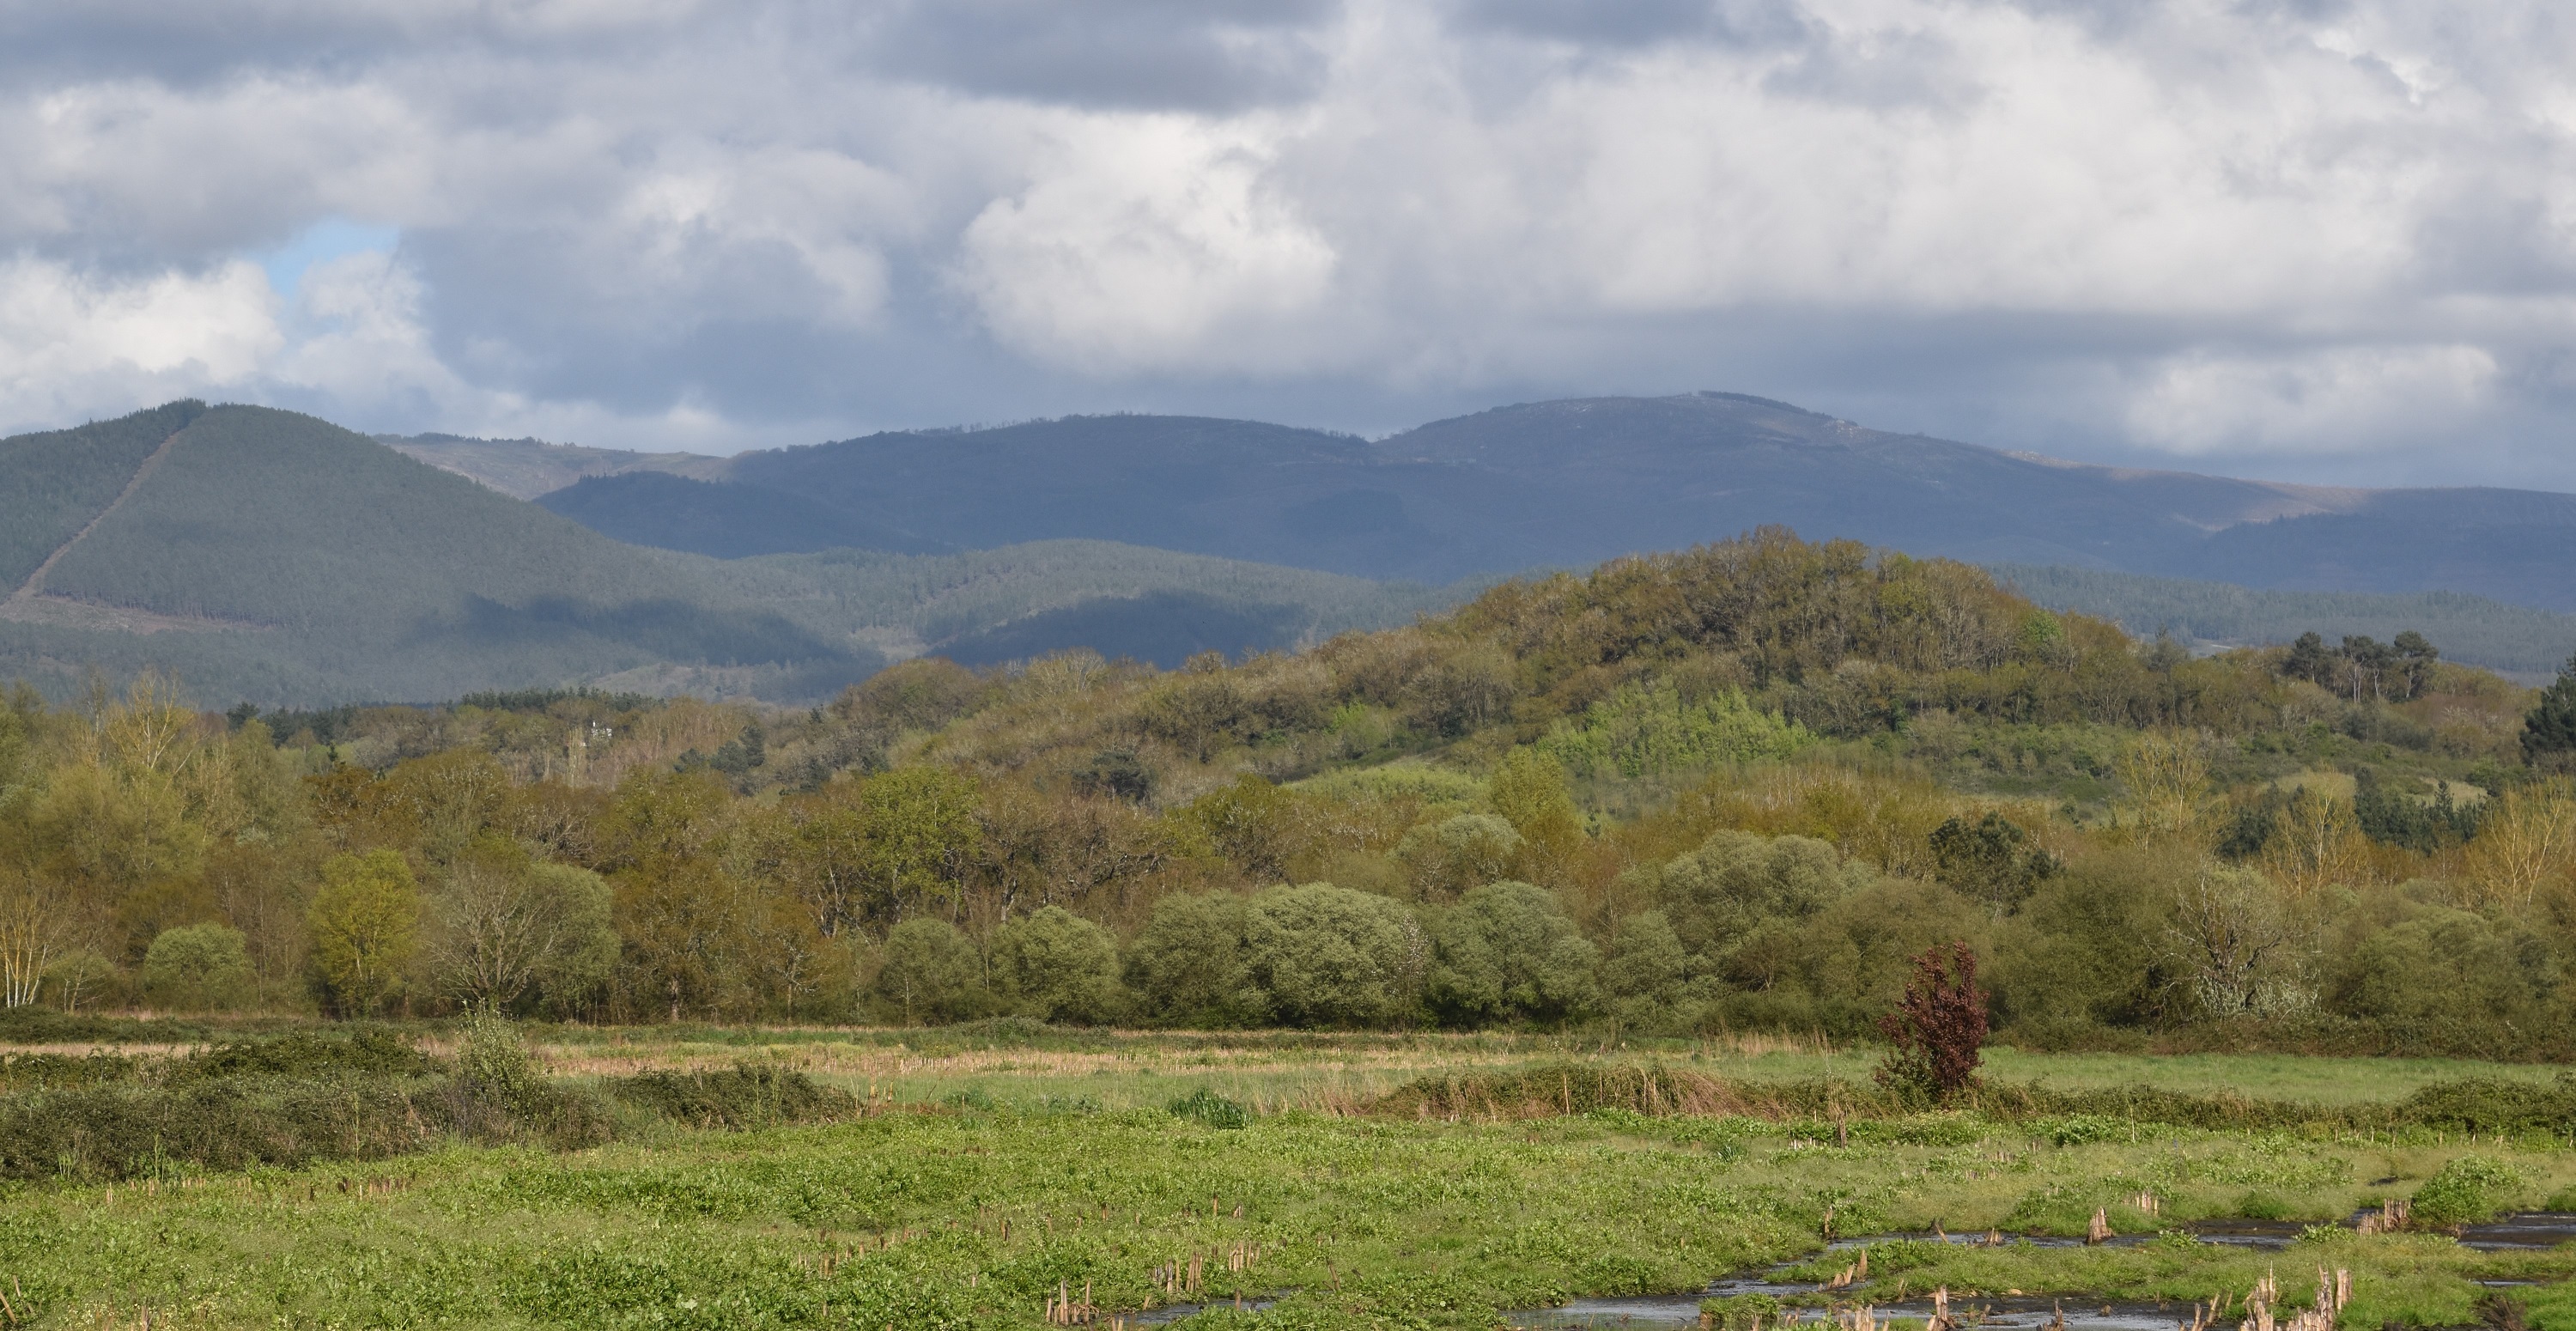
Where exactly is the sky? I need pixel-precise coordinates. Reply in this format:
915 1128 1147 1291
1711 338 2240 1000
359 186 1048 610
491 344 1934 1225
4 0 2575 490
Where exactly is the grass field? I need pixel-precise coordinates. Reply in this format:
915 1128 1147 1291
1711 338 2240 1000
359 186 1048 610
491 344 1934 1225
7 1025 2576 1330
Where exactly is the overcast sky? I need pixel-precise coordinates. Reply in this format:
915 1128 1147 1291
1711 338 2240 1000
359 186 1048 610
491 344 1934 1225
4 0 2574 489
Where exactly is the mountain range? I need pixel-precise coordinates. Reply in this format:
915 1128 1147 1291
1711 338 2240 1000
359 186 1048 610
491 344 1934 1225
0 392 2562 709
386 392 2576 613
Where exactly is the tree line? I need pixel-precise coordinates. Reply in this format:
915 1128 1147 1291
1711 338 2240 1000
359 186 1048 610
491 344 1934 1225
3 530 2574 1054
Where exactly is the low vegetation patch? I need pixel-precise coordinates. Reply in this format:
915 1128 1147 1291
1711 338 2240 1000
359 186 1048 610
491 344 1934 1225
609 1062 855 1129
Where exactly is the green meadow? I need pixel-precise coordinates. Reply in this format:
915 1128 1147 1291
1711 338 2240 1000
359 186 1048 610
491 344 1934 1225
10 1026 2576 1331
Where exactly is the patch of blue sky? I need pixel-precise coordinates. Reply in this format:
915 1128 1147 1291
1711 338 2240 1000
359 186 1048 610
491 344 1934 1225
257 216 401 298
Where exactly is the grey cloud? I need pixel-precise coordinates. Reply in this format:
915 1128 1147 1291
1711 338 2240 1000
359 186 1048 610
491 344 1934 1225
1452 0 1809 48
3 0 2576 493
866 0 1340 111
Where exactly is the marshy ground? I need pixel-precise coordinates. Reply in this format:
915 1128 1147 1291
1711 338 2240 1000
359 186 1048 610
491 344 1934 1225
8 1024 2576 1330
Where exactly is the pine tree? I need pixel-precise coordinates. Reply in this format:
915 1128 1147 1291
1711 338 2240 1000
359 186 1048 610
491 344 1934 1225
2525 655 2576 770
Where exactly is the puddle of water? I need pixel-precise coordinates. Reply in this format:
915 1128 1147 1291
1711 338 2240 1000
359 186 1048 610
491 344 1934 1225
1125 1296 1279 1325
2459 1213 2576 1252
1510 1297 2185 1330
1509 1213 2576 1329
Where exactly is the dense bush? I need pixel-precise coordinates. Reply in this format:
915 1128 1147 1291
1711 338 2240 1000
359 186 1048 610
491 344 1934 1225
171 1029 442 1082
141 923 256 1011
992 906 1123 1024
610 1063 855 1129
2412 1154 2524 1225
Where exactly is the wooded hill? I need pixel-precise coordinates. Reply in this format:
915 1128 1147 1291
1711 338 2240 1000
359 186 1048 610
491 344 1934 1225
0 405 1453 705
491 392 2576 611
14 529 2573 1060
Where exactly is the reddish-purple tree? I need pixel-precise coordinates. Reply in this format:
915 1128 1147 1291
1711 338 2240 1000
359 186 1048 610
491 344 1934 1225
1875 941 1989 1102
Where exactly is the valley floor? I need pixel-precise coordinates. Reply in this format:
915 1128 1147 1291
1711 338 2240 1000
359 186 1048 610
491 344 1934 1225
9 1029 2576 1330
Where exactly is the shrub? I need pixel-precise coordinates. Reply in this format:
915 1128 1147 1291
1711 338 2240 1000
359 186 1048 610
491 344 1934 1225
1425 881 1599 1026
1242 883 1426 1028
1875 941 1989 1103
0 1051 135 1091
2413 1154 2524 1225
1125 892 1263 1026
611 1063 855 1130
2031 1114 2129 1146
873 917 987 1025
992 906 1122 1025
170 1029 441 1082
2397 1077 2576 1138
1168 1088 1249 1129
0 1079 451 1181
141 923 256 1011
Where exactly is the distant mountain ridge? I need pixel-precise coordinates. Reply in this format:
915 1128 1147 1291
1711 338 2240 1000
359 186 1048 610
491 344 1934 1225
0 405 1459 706
470 392 2576 611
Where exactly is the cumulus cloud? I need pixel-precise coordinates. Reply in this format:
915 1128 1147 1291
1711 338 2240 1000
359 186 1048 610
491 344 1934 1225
1 0 2573 485
0 258 281 434
2125 343 2503 456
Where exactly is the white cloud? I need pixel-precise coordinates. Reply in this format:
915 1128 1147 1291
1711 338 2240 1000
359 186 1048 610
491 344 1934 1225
0 258 281 434
955 114 1338 372
2124 343 2502 456
2 0 2575 484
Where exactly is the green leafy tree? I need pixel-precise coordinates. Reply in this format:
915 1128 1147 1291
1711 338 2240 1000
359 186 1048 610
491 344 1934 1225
1124 892 1263 1026
2524 656 2576 772
308 849 422 1017
1424 881 1599 1026
873 916 985 1024
1242 883 1425 1028
141 922 255 1011
1928 812 2060 911
1631 830 1871 968
857 767 982 925
993 905 1122 1024
1597 910 1689 1015
1394 813 1522 902
1487 748 1583 882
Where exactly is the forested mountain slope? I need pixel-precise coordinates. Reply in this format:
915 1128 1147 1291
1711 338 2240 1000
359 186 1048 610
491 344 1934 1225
1994 565 2576 680
517 392 2576 610
0 405 1460 706
379 432 727 500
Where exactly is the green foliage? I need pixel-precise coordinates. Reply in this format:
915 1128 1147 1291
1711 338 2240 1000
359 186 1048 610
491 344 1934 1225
1166 1087 1250 1129
2396 1076 2576 1137
872 917 986 1025
1124 892 1263 1026
1487 745 1584 869
1597 911 1689 1012
172 1030 441 1082
1394 812 1522 901
611 1062 854 1129
1631 830 1872 969
2328 909 2559 1042
1424 881 1599 1026
1242 883 1426 1028
2526 656 2576 769
1541 681 1814 778
309 849 422 1016
992 905 1122 1024
455 1007 542 1110
139 922 254 1011
2411 1154 2524 1225
1929 812 2060 909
